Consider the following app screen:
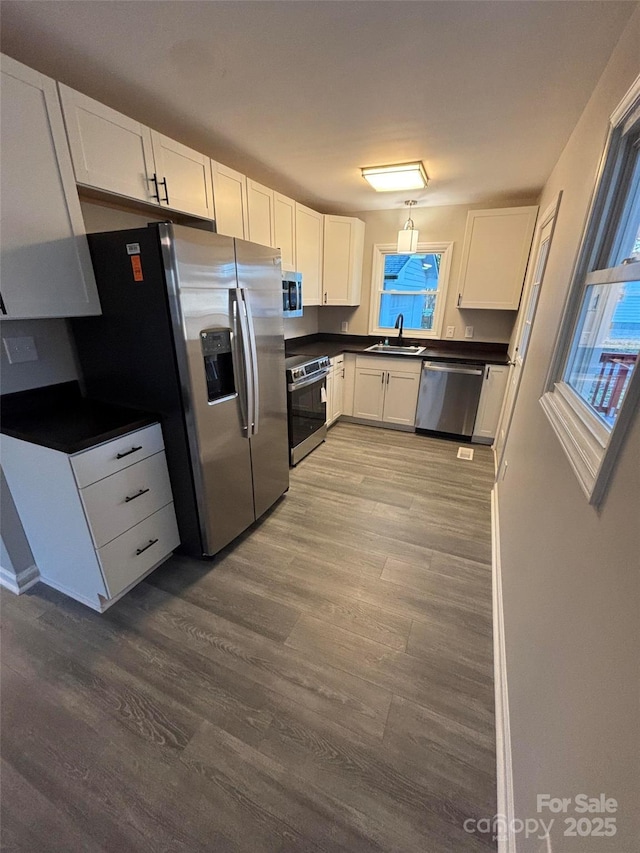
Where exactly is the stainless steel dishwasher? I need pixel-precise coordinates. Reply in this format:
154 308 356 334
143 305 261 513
416 361 484 437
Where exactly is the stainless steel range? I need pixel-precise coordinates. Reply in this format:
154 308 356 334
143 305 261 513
285 354 330 465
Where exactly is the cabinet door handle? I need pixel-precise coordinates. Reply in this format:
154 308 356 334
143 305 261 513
135 538 158 556
342 368 345 378
457 293 461 307
159 177 170 204
0 292 7 315
381 372 385 385
149 173 160 201
323 292 327 304
116 445 142 460
386 371 390 385
125 487 150 503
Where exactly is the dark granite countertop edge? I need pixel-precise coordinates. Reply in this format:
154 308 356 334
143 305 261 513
1 381 161 455
1 414 160 455
285 334 510 364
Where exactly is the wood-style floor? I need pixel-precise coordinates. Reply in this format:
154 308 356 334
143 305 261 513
1 423 497 852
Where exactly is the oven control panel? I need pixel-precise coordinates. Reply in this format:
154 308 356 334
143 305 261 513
286 355 330 385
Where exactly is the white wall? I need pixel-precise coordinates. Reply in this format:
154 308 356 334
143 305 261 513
497 8 640 852
318 197 538 342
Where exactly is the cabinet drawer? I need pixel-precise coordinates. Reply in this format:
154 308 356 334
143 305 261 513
71 423 164 488
81 451 173 547
98 503 179 599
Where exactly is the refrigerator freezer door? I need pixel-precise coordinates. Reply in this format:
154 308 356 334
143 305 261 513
164 225 256 555
235 238 290 518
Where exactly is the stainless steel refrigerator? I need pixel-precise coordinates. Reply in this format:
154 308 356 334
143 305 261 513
73 223 289 557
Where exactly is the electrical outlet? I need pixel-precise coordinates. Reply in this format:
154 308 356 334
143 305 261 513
341 321 349 332
3 336 38 364
464 325 474 338
445 326 455 338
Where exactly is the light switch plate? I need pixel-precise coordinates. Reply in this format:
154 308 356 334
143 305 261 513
341 321 349 332
465 326 474 338
446 326 455 338
3 336 38 364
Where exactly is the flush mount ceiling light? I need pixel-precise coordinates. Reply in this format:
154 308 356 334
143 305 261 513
397 200 419 253
361 161 429 192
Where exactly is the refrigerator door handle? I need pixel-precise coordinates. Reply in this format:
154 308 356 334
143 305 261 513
234 288 255 436
231 296 249 435
240 286 260 436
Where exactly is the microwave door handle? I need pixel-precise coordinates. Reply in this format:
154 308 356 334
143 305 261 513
233 288 254 436
240 287 260 436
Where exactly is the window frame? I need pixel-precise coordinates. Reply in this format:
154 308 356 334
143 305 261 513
368 241 453 340
540 74 640 506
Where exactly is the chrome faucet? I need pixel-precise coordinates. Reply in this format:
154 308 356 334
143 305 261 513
394 313 404 344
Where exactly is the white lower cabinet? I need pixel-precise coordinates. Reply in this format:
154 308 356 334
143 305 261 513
326 355 344 426
472 363 510 444
2 423 179 611
352 356 421 429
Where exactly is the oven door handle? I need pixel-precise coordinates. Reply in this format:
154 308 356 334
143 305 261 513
288 370 329 392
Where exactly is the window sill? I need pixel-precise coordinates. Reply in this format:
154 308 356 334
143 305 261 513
540 377 638 506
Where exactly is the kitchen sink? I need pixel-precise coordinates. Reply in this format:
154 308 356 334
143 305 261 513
365 344 426 355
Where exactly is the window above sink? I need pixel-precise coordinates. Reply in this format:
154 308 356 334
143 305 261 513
368 243 453 340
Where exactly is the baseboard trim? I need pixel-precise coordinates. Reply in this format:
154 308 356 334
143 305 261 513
492 486 516 853
0 563 40 595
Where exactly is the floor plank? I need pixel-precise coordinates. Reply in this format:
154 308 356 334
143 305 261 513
1 422 497 851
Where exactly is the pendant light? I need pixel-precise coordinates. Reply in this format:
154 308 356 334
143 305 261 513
397 200 419 253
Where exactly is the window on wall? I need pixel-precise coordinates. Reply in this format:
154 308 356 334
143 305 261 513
369 243 453 339
541 75 640 505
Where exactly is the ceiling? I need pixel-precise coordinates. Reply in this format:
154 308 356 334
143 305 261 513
1 1 635 214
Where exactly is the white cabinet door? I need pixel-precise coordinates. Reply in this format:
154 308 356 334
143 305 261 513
325 367 334 425
473 364 510 443
150 131 214 219
274 193 296 271
246 180 275 248
353 367 385 421
0 56 100 319
458 206 538 309
332 357 345 421
295 203 323 306
323 215 365 306
211 161 247 239
383 371 420 427
59 84 156 204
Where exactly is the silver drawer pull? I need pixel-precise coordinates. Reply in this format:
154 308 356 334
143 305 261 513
125 488 150 503
136 538 158 556
116 445 142 460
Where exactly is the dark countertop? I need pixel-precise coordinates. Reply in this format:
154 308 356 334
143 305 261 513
285 334 510 365
1 381 160 455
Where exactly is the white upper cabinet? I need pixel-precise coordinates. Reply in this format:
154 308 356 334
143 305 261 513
0 56 100 319
59 84 156 205
60 85 214 220
274 193 296 271
211 161 248 239
323 215 365 306
457 206 538 309
246 179 275 247
295 203 323 306
150 131 214 219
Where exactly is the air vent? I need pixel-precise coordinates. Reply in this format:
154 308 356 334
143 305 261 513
457 447 474 461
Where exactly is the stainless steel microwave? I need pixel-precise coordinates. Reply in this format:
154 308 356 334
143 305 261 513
282 273 303 318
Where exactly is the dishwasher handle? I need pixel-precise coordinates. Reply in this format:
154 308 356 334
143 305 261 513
423 361 483 376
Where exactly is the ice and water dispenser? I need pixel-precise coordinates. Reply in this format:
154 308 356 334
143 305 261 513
200 328 236 403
